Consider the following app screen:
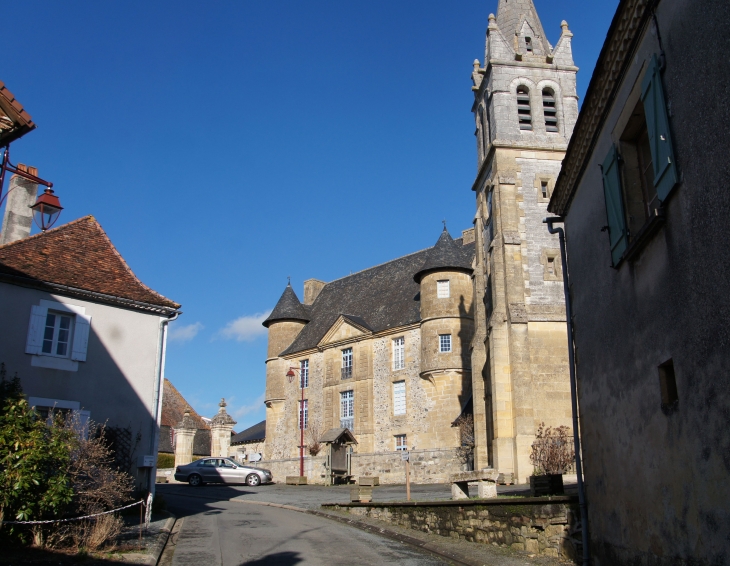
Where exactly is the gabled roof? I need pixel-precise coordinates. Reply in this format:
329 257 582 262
279 234 474 357
262 284 310 328
413 228 473 283
320 428 357 444
231 420 266 445
0 81 36 147
0 216 180 311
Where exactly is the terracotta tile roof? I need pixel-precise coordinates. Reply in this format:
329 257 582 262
161 378 210 430
0 80 36 146
0 215 180 310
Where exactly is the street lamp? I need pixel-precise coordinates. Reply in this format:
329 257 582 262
286 366 306 478
0 145 62 231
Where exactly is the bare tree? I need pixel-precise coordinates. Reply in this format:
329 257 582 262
452 414 475 469
529 422 574 475
306 419 323 456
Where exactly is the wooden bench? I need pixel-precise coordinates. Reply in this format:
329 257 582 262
449 469 499 500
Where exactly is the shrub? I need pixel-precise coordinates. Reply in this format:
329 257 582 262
157 453 175 469
529 422 575 475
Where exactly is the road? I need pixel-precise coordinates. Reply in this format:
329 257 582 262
161 486 448 565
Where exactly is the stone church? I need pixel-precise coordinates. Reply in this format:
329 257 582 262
262 0 576 484
469 0 577 483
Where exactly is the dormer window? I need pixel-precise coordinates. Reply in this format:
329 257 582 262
525 37 533 53
517 86 532 131
543 88 559 132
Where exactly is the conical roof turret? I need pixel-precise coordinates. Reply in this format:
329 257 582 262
414 228 473 283
495 0 550 53
262 283 310 328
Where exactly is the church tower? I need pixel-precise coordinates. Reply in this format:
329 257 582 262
469 0 578 482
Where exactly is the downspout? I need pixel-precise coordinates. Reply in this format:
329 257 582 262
146 310 180 526
544 217 590 566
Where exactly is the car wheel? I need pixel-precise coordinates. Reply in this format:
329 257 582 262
246 473 261 487
188 474 203 487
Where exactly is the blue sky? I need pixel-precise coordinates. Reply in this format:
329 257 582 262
3 0 618 431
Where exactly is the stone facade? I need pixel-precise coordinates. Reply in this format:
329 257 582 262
262 231 476 482
469 1 576 483
326 498 579 560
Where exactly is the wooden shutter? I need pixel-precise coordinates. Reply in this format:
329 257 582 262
25 305 47 354
71 314 91 361
602 145 628 266
641 54 678 201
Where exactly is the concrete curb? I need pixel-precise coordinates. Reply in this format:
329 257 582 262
229 499 480 566
150 513 177 566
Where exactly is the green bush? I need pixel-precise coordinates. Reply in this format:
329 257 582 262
156 453 175 469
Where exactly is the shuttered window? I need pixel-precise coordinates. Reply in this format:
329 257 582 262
641 54 678 201
437 280 450 298
602 145 629 266
517 87 533 131
543 89 559 132
393 381 406 415
26 301 91 362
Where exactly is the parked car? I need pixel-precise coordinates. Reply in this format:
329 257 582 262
174 457 273 487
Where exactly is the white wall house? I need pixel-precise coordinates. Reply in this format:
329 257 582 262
0 215 180 497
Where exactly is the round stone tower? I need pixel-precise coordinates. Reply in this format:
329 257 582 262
261 283 309 458
414 228 475 379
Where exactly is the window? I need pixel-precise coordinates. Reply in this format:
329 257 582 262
42 312 73 357
525 37 533 53
340 390 354 430
299 399 308 429
542 89 558 132
541 180 549 199
26 300 92 371
547 256 556 276
393 337 405 370
439 334 452 353
395 434 407 451
28 397 88 437
658 359 678 413
341 348 353 379
601 55 678 266
300 359 309 388
517 86 532 131
437 280 450 299
393 381 406 415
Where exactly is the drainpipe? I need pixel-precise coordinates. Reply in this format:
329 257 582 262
146 310 181 526
544 217 590 566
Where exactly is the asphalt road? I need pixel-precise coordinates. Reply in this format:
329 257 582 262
162 487 448 566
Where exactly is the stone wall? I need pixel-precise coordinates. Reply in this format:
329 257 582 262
259 447 467 485
325 498 578 561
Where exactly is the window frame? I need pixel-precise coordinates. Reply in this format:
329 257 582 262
41 311 75 358
26 300 92 370
340 390 354 418
439 334 452 353
393 380 406 416
299 399 308 430
516 86 533 131
392 337 405 371
395 434 408 451
300 359 309 389
436 280 450 299
341 348 353 380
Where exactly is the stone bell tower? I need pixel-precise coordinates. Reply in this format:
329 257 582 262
469 0 578 483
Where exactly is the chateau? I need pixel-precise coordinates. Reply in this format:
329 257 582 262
262 228 476 483
261 0 577 484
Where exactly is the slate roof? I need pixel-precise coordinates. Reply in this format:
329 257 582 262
279 232 474 357
320 428 357 444
495 0 551 52
0 216 180 311
0 81 36 147
413 228 474 283
160 379 210 430
231 420 266 445
262 284 310 327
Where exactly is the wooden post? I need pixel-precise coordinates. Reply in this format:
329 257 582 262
405 458 411 501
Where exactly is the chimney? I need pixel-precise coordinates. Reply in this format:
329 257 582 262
462 227 475 245
303 279 326 305
0 164 38 245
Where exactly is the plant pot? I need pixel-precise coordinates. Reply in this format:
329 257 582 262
530 473 564 496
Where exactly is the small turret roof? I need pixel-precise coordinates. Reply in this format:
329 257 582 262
413 228 473 283
262 284 310 327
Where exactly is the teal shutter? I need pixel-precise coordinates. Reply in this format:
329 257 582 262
602 145 628 266
641 55 678 201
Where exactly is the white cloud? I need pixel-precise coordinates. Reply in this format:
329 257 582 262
229 393 266 420
218 310 271 342
168 321 204 343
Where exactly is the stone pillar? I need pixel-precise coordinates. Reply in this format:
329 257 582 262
210 398 237 457
174 408 197 468
0 166 38 245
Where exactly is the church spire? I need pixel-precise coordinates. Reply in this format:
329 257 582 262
495 0 550 55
